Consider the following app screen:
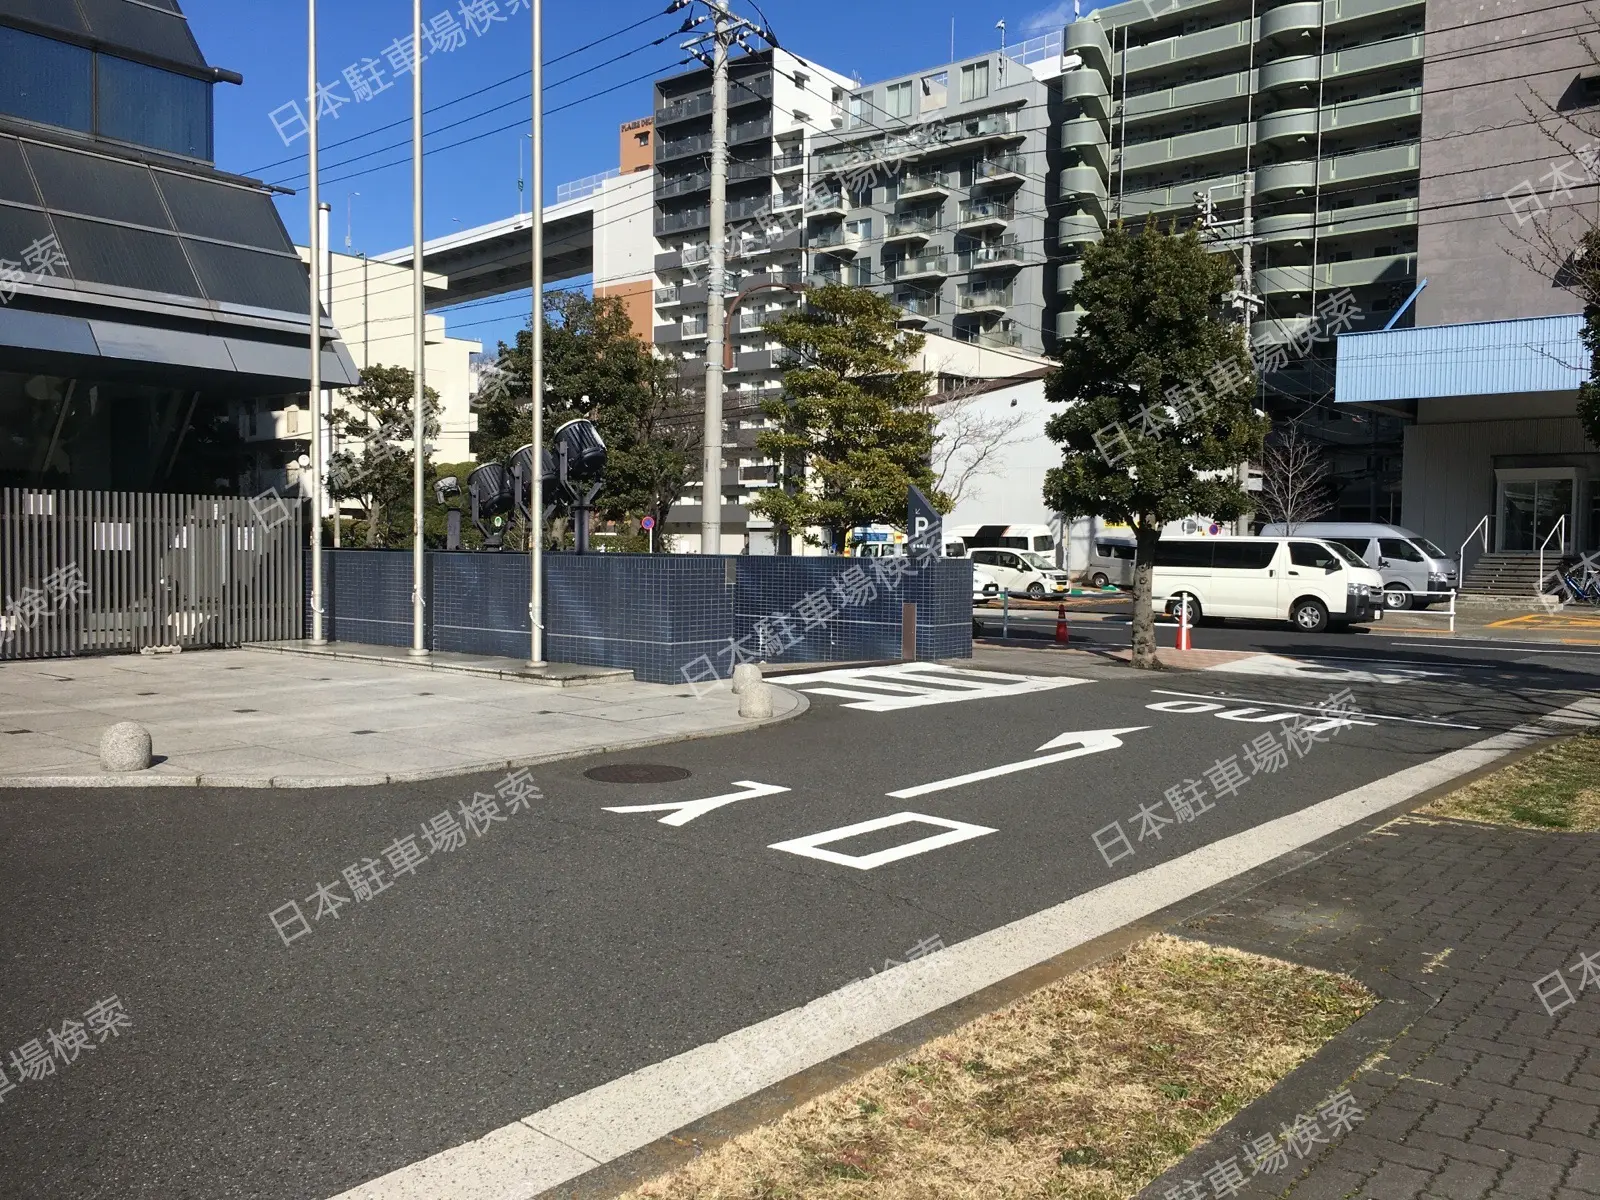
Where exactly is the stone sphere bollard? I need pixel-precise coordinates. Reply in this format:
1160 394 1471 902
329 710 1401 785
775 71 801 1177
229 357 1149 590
738 680 775 719
730 662 763 695
100 722 153 772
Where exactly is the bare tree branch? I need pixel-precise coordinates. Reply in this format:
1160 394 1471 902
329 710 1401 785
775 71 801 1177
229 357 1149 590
926 387 1031 507
1256 421 1335 533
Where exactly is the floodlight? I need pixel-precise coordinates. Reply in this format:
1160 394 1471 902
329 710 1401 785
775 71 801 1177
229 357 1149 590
553 419 607 480
467 461 513 550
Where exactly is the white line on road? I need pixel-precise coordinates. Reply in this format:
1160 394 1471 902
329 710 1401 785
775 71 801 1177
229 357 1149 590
1149 689 1481 729
886 727 1148 799
1384 639 1600 658
323 703 1598 1200
768 812 998 870
604 781 790 827
774 662 1092 712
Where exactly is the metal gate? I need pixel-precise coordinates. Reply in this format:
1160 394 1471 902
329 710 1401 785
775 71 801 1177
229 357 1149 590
1 489 303 659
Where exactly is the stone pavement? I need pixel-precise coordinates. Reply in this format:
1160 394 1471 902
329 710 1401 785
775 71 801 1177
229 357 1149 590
1139 811 1600 1200
0 647 802 787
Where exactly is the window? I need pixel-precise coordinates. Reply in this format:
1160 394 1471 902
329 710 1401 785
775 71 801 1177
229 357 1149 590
1378 537 1424 562
969 550 997 565
960 61 989 103
1155 541 1213 569
98 54 212 159
848 94 865 127
1327 536 1372 558
0 25 92 134
886 80 912 119
1289 541 1339 569
1212 542 1277 570
1032 535 1055 552
921 71 948 111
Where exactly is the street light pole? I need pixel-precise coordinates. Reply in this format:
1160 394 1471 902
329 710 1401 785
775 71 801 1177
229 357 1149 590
529 0 546 666
409 0 428 656
307 0 325 645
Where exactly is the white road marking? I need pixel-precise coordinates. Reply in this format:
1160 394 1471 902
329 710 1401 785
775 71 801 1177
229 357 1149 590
1144 699 1376 731
1149 689 1481 730
774 662 1091 712
1385 639 1600 658
767 812 997 870
603 781 790 827
1204 654 1454 685
325 694 1600 1200
886 726 1148 799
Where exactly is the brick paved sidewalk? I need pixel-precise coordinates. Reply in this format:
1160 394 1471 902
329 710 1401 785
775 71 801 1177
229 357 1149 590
1139 813 1600 1200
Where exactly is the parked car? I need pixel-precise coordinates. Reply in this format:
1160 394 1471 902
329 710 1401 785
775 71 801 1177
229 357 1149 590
1257 522 1457 610
1085 537 1136 589
967 548 1072 599
1154 536 1385 633
973 567 1001 605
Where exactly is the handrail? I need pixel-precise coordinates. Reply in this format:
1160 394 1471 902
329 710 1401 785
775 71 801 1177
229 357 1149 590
1458 514 1489 582
1538 514 1568 596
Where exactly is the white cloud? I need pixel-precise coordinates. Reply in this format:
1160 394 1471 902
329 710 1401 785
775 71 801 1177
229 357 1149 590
1022 1 1076 34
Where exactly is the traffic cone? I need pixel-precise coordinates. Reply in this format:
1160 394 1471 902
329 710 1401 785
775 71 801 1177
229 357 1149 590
1055 603 1069 645
1175 599 1193 651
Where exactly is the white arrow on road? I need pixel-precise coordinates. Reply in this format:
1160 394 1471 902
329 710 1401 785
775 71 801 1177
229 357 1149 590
603 780 790 827
886 727 1149 799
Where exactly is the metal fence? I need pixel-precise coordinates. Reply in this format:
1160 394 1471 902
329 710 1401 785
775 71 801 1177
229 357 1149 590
1 489 302 660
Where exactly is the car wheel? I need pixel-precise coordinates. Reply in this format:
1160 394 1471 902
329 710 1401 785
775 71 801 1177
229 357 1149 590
1027 582 1046 600
1090 571 1110 589
1168 593 1202 625
1384 586 1413 611
1291 597 1329 633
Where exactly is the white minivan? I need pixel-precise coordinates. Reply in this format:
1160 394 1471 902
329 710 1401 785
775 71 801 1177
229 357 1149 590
967 547 1073 599
1257 523 1457 610
1154 536 1385 632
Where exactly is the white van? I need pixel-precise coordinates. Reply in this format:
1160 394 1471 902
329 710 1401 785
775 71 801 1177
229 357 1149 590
1257 523 1457 610
947 524 1058 558
967 547 1073 599
1154 536 1384 632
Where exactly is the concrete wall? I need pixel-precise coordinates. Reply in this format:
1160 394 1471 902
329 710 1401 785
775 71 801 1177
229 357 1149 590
1417 0 1593 327
1401 408 1593 558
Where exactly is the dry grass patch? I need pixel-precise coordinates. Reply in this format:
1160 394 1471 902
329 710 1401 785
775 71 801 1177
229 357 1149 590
1420 732 1600 832
622 934 1372 1200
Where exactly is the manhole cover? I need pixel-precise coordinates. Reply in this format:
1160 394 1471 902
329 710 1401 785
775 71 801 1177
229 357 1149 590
584 763 692 784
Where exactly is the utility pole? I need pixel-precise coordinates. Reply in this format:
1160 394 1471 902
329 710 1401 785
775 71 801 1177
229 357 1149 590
529 0 545 665
307 0 325 645
1235 170 1258 535
683 0 776 555
409 0 428 657
700 0 732 556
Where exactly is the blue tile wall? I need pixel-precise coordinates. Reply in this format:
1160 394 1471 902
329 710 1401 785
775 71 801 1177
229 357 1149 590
303 550 972 683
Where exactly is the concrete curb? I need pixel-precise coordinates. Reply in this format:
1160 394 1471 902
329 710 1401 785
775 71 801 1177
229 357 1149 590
239 641 634 687
0 688 810 790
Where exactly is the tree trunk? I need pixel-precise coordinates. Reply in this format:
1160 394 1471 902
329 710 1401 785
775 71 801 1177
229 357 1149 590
1130 522 1164 670
364 498 381 548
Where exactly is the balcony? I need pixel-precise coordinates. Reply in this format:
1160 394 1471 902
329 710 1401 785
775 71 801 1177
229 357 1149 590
885 213 940 244
1063 69 1111 122
808 225 861 255
1326 33 1424 79
658 170 710 200
1255 159 1318 196
1056 309 1085 340
806 270 844 289
656 206 711 237
654 285 684 307
957 284 1012 314
960 238 1024 271
898 171 950 202
1121 172 1246 218
1255 196 1420 246
1121 68 1253 125
677 316 708 339
730 115 774 146
1117 121 1249 172
1327 0 1425 26
1261 55 1321 91
958 199 1014 230
730 227 801 259
1123 18 1256 76
655 74 771 126
1060 165 1108 210
1057 261 1083 295
1058 212 1104 248
1320 140 1420 187
1261 1 1322 42
946 111 1020 146
806 190 848 219
954 325 1022 349
1256 252 1416 295
1061 115 1110 173
772 148 805 173
727 195 773 222
1324 87 1421 135
889 253 951 283
1064 19 1112 77
1257 108 1319 144
896 292 939 324
974 154 1028 186
772 188 804 211
657 131 713 163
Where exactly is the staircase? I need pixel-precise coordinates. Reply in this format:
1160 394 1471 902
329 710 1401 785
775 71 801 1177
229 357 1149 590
1461 553 1552 596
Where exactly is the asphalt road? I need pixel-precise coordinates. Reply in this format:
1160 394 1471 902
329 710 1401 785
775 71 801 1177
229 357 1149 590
0 645 1594 1199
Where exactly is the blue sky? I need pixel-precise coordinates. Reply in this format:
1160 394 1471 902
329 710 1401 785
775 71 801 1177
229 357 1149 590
190 0 1088 355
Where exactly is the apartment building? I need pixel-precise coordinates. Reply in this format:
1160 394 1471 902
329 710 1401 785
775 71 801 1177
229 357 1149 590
1057 0 1425 520
806 48 1064 357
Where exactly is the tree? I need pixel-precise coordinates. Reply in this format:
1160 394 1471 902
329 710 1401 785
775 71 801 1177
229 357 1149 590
1043 221 1268 668
475 291 697 546
326 365 441 548
1257 420 1335 533
925 382 1031 508
749 285 948 550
